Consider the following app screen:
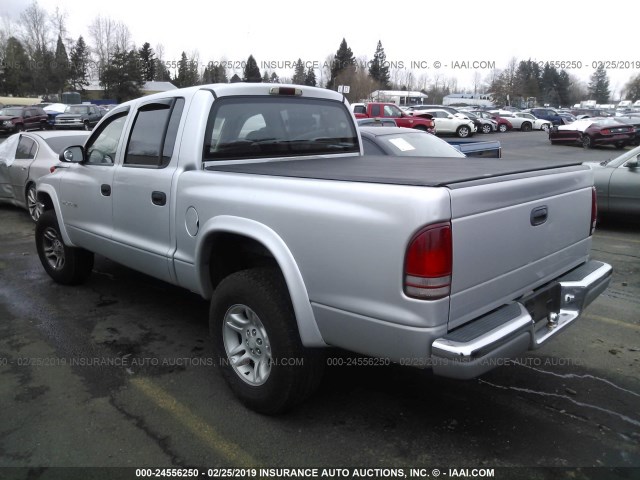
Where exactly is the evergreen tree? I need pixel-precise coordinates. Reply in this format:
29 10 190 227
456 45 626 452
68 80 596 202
270 72 280 84
138 42 156 82
153 58 171 81
292 58 305 85
368 40 390 89
52 35 69 96
68 36 90 91
242 55 261 82
327 38 355 90
588 65 610 103
262 71 270 83
100 48 144 102
1 37 31 96
230 73 241 83
624 73 640 101
175 52 199 87
556 70 571 107
304 67 316 87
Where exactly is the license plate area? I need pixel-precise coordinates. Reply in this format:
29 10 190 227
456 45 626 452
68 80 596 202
521 282 561 323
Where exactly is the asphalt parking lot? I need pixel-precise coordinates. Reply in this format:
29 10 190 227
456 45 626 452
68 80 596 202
0 131 638 480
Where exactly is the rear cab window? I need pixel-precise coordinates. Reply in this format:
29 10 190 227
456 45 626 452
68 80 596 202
203 96 358 162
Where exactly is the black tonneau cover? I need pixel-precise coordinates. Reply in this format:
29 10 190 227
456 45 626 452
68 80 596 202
205 156 586 187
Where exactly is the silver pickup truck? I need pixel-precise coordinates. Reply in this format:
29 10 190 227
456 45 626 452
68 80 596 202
35 83 612 414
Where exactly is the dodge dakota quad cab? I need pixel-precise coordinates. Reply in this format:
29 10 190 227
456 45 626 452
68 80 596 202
35 83 612 414
351 102 436 133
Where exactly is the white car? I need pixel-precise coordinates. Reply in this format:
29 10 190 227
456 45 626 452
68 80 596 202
492 111 551 132
421 109 476 137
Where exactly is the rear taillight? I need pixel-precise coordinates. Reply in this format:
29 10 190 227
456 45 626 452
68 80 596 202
601 128 610 135
590 186 597 236
404 222 452 300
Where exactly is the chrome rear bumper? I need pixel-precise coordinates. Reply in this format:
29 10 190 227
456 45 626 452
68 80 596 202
431 260 612 379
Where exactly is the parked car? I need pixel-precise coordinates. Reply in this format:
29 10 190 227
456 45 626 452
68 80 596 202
420 109 476 137
0 130 90 221
54 104 103 130
585 145 640 217
0 106 49 133
549 118 635 149
359 126 466 157
613 115 640 145
471 111 513 132
462 111 497 134
571 108 613 118
524 108 565 126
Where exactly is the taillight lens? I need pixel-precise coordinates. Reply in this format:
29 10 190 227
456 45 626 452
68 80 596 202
404 222 452 300
601 128 610 135
590 186 597 236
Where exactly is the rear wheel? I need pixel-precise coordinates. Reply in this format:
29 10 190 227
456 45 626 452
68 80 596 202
456 125 471 138
210 267 324 414
582 135 592 149
521 122 532 132
541 123 550 132
26 183 41 222
35 210 94 285
481 124 492 134
615 142 626 149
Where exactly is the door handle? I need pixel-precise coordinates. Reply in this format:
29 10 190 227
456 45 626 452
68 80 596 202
100 184 111 196
151 191 166 206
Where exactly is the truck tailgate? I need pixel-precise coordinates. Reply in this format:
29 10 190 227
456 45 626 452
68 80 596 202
447 167 594 329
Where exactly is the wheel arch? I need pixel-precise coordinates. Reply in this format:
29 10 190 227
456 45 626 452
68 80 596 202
195 215 326 347
36 184 75 245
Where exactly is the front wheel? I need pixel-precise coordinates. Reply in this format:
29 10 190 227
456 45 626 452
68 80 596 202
210 268 324 414
615 142 626 149
582 135 592 149
456 125 471 138
481 124 492 134
35 210 94 285
83 121 91 131
498 124 508 133
521 122 532 132
541 123 550 132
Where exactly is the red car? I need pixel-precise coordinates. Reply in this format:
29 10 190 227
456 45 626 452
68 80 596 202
470 110 513 133
548 118 635 149
0 106 48 133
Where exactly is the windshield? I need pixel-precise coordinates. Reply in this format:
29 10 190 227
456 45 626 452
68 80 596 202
376 131 466 157
204 96 359 161
44 134 89 154
66 106 89 114
0 108 24 116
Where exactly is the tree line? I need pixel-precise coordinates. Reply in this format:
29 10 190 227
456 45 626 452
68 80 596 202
1 1 637 105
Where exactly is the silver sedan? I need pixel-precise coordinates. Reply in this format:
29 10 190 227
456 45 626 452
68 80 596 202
586 145 640 217
0 131 90 221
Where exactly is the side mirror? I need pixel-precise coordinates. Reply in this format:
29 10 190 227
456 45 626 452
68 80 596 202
626 155 639 168
447 114 454 119
60 145 85 163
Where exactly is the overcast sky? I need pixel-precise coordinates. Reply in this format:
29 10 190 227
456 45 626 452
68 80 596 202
1 0 638 98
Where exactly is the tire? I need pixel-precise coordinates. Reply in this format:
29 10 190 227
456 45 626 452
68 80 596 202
456 125 470 138
541 123 550 133
210 267 324 414
481 124 492 134
413 125 428 132
15 124 24 133
83 121 91 131
615 142 625 149
498 124 508 133
521 122 532 132
26 183 41 222
582 135 592 149
35 210 94 285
